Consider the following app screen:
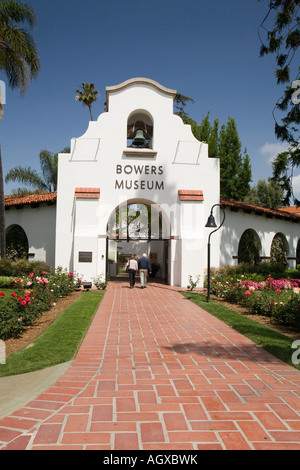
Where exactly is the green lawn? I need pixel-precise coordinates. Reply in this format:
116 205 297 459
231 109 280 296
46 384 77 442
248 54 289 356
0 290 105 378
182 291 300 371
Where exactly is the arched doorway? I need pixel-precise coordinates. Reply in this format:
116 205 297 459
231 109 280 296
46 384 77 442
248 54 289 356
106 199 170 283
238 229 261 264
270 232 289 267
6 224 29 259
296 239 300 266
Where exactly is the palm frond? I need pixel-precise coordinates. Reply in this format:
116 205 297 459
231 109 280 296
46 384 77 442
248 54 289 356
0 0 40 93
5 166 48 191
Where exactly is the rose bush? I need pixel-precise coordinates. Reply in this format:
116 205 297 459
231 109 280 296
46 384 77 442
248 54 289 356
0 268 82 340
209 269 300 327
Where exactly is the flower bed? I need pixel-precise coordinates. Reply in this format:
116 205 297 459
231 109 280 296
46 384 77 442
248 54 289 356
0 268 82 340
209 271 300 328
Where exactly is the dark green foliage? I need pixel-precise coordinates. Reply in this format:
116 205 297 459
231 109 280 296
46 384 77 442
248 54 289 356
0 258 52 277
258 0 300 205
238 229 261 265
194 113 252 200
244 177 284 209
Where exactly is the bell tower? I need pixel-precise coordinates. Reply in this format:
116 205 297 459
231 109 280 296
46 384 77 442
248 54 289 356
55 77 220 287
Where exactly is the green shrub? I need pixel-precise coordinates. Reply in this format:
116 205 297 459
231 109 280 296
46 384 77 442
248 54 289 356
11 259 53 277
243 289 281 317
0 259 14 276
0 259 53 277
0 276 15 288
271 295 300 327
0 299 24 339
285 269 300 279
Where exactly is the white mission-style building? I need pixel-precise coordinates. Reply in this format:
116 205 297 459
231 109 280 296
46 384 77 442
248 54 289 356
4 78 300 286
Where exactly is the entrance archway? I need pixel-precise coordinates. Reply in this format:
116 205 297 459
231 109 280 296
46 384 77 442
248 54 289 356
106 199 171 283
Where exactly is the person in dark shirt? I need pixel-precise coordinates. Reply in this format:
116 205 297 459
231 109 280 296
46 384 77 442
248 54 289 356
138 253 152 289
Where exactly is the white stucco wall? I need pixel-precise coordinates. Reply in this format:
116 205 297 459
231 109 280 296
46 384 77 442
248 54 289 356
5 204 56 266
221 207 299 269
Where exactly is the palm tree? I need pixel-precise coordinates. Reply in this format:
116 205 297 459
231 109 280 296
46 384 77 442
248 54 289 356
5 147 69 194
0 0 40 258
75 82 100 121
0 0 40 109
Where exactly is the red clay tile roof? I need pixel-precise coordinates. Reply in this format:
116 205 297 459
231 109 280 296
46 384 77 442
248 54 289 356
220 197 300 222
4 192 57 208
278 206 300 216
3 192 299 224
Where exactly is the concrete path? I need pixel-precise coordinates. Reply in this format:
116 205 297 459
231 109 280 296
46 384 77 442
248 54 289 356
1 280 300 450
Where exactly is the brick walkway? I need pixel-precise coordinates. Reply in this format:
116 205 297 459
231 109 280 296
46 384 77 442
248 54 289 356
1 280 300 450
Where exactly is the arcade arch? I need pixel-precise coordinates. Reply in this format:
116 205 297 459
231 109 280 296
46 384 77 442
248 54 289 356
238 228 261 264
297 239 300 266
6 224 29 259
270 232 289 265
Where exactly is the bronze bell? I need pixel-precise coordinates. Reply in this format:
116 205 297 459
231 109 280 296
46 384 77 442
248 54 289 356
132 129 147 147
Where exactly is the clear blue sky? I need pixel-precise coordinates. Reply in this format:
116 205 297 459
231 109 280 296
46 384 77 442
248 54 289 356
1 0 297 197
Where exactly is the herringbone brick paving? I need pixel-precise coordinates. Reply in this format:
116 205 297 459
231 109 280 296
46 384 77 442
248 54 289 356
1 280 300 450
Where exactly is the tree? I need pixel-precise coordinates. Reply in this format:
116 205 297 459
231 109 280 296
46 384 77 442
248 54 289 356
174 93 195 123
258 0 300 204
0 0 40 258
75 82 100 121
5 147 69 194
219 118 252 200
174 97 252 200
244 177 284 209
189 112 252 200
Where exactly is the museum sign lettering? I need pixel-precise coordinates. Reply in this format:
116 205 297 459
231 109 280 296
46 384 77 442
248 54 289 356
115 164 164 190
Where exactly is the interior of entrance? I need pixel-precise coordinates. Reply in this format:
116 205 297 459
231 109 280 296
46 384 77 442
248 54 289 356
106 200 170 283
107 239 169 283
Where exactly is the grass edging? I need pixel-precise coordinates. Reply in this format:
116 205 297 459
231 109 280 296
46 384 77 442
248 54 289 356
182 292 300 371
0 290 105 378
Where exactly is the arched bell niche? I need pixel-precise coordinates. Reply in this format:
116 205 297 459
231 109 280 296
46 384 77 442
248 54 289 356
127 110 153 149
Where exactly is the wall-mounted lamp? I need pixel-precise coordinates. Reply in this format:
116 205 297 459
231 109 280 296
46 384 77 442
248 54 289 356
205 204 225 302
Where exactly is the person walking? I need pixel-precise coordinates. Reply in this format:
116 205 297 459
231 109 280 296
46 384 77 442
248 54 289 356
126 255 138 288
138 253 152 289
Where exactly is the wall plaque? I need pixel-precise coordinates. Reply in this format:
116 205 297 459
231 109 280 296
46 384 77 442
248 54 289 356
78 251 93 263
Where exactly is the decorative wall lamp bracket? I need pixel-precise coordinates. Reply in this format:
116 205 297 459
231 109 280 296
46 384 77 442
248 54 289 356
205 204 225 302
